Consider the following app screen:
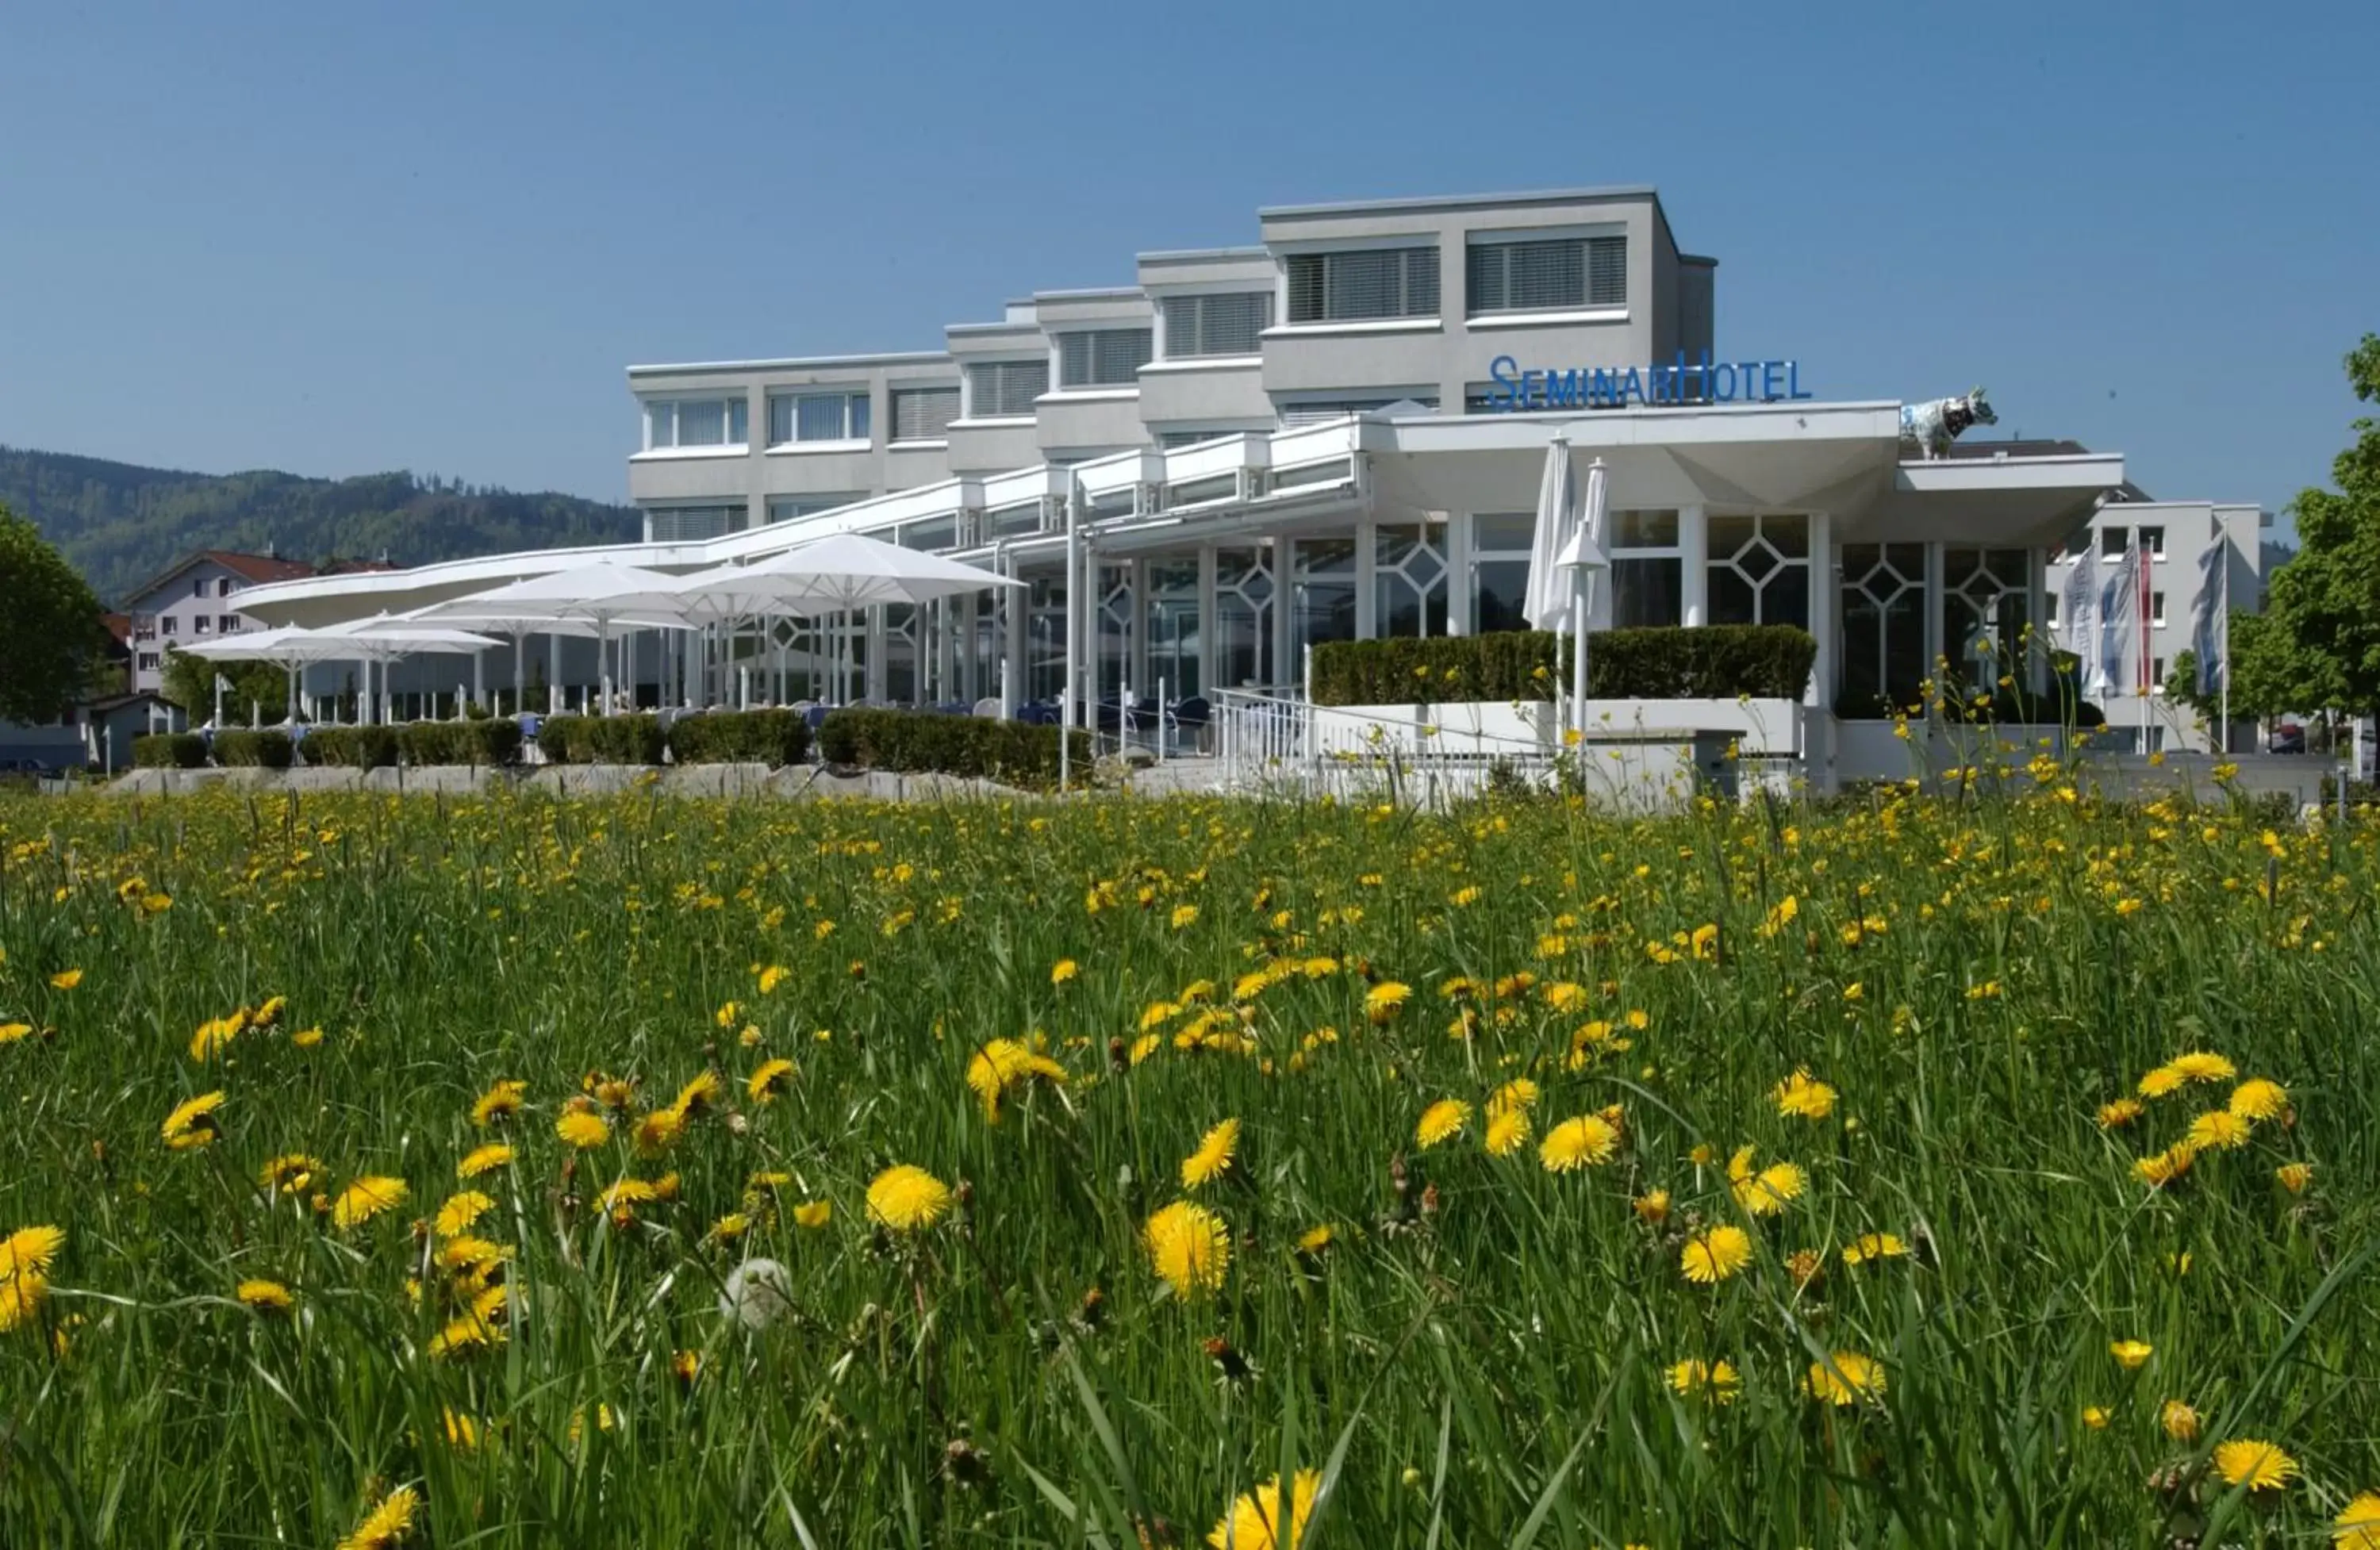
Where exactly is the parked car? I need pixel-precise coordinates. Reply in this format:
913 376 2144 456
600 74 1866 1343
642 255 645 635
2267 723 2307 754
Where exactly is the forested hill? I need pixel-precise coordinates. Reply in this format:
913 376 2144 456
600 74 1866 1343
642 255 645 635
1 445 641 604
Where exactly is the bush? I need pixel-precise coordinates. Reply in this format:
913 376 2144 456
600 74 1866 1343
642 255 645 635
535 714 588 765
818 708 1090 788
1308 626 1818 706
213 730 294 769
301 726 399 770
132 733 207 769
397 719 524 767
583 713 665 765
667 709 811 767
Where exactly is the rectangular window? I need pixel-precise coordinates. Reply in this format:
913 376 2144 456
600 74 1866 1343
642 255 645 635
2045 593 2060 629
646 505 744 543
769 390 869 446
890 386 961 443
217 577 236 597
1285 247 1440 324
966 359 1048 418
2141 525 2166 558
193 616 212 635
161 617 178 636
766 494 866 524
137 652 160 672
1606 508 1683 630
2151 592 2167 627
647 397 750 449
1466 235 1626 315
2101 527 2128 558
1056 328 1153 389
1161 293 1272 358
2152 656 2167 689
217 616 240 633
193 579 209 598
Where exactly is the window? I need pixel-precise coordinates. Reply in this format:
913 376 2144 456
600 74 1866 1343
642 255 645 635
1374 523 1448 638
2140 525 2166 558
767 390 869 446
966 359 1047 418
217 616 241 633
646 505 744 543
766 494 866 524
137 652 160 673
1940 547 2031 688
1707 514 1812 631
1289 537 1357 663
192 579 209 598
1839 543 1929 712
2100 527 2128 558
1470 512 1537 635
899 516 958 552
217 577 237 597
1215 545 1273 689
647 397 750 450
193 616 212 635
161 617 178 637
1056 328 1153 389
2152 657 2167 690
2045 593 2060 630
1161 293 1272 358
133 619 155 642
1147 557 1202 696
1466 235 1626 315
890 386 960 443
1608 508 1681 629
2151 592 2167 627
1285 247 1440 324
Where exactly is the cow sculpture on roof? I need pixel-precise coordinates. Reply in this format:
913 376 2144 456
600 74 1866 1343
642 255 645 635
1898 388 1997 460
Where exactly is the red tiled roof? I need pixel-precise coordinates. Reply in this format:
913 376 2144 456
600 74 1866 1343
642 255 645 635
199 551 320 585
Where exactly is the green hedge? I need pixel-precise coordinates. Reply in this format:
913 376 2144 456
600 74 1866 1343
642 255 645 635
397 719 525 766
132 733 207 769
817 708 1090 788
1308 626 1818 706
535 714 588 765
301 726 399 770
667 709 811 767
213 730 294 769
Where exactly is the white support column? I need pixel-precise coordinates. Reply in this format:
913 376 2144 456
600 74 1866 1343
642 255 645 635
1448 512 1473 635
1353 509 1377 639
1679 505 1709 627
1808 512 1833 716
1197 543 1219 696
1273 536 1295 691
1922 543 1946 683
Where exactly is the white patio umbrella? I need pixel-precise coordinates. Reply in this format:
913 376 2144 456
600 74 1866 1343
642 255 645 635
173 627 374 722
1556 458 1612 735
424 564 696 715
313 616 508 723
672 535 1021 705
1522 435 1583 729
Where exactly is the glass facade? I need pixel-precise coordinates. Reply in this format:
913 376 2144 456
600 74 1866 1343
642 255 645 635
1146 558 1201 696
1706 513 1810 631
1289 537 1358 664
1215 545 1274 689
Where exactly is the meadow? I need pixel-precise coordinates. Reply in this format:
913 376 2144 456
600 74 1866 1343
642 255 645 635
0 781 2375 1548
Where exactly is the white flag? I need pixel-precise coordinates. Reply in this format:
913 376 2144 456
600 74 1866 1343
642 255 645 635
2061 544 2099 658
2097 537 2140 696
2190 534 2228 697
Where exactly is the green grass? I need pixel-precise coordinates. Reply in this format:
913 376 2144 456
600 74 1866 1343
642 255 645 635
0 785 2374 1548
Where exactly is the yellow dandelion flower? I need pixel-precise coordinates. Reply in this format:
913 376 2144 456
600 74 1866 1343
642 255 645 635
470 1079 527 1127
291 1026 324 1049
1786 1247 1826 1290
599 1177 659 1214
1182 1118 1241 1188
1365 981 1411 1023
2276 1161 2313 1195
2160 1399 2200 1441
671 1070 723 1118
713 999 743 1029
756 963 789 995
1050 958 1079 986
259 1153 323 1195
708 1212 749 1242
457 1142 513 1178
1680 1225 1752 1285
1841 1233 1908 1266
48 969 82 991
1207 1468 1317 1550
188 1011 248 1062
1666 1358 1741 1404
1805 1350 1887 1406
1484 1107 1531 1157
2134 1142 2197 1188
2168 1051 2237 1084
1143 1200 1230 1297
633 1106 686 1155
337 1483 419 1550
2189 1109 2253 1150
1633 1189 1672 1225
434 1191 493 1237
555 1110 610 1149
1727 1146 1806 1215
2137 1065 2187 1099
793 1199 831 1230
1296 1224 1335 1255
2213 1439 2298 1491
1415 1098 1471 1149
866 1164 953 1232
0 1224 65 1284
2097 1098 2144 1129
436 1236 505 1276
2335 1493 2380 1549
1539 1115 1619 1172
1773 1069 1838 1120
2082 1405 2110 1429
2109 1339 2153 1370
0 1270 49 1332
236 1279 293 1313
1169 904 1200 930
0 1022 33 1045
1486 1078 1541 1117
332 1176 407 1231
2228 1078 2287 1120
747 1057 796 1103
160 1091 225 1150
440 1409 481 1449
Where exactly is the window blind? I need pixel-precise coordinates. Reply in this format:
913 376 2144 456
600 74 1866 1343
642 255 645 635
1284 247 1439 324
1465 236 1626 314
966 360 1048 417
890 386 960 442
1161 292 1272 357
1058 328 1153 388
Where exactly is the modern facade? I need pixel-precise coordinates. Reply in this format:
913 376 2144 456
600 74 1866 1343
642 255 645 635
234 184 2263 785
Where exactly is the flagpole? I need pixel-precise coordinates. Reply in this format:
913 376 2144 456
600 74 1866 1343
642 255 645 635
2218 527 2231 755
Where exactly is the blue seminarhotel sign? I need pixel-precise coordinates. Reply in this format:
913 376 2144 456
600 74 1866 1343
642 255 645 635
1484 351 1811 412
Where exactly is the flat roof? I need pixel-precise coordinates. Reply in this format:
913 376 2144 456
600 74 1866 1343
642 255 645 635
628 350 950 378
1261 185 1660 220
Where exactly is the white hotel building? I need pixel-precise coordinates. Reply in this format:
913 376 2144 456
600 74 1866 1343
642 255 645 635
237 186 2267 777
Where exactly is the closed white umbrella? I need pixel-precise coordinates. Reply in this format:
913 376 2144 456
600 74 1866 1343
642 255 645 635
1522 434 1580 636
1557 458 1611 736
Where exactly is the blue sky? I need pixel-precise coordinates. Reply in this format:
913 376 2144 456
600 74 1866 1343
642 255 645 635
2 2 2372 521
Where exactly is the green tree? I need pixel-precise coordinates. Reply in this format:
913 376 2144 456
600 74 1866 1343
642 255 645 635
0 502 109 723
159 645 289 725
2263 334 2380 714
2171 606 2344 730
